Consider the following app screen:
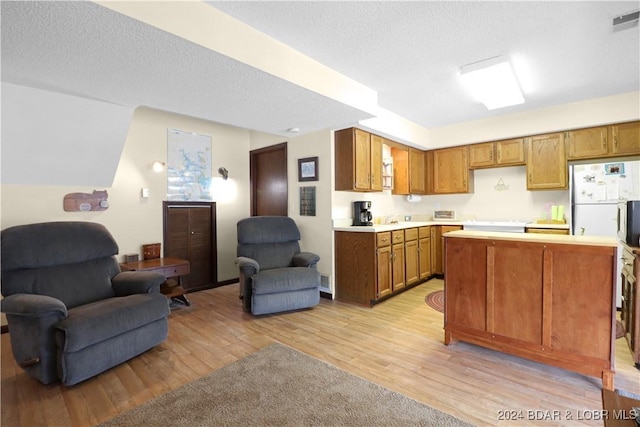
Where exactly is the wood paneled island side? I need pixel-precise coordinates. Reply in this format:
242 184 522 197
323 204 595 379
443 230 618 390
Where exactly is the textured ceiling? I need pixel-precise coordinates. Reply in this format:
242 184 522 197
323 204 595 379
2 1 639 140
0 1 373 137
210 1 640 128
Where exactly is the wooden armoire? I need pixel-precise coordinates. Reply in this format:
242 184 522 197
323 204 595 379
163 201 217 292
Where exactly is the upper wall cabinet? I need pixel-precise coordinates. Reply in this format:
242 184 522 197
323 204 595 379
566 126 609 160
610 121 640 156
427 146 472 194
526 132 567 190
335 128 383 192
469 138 525 169
391 146 426 195
567 122 640 160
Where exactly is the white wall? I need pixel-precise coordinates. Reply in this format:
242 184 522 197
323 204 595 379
249 129 334 292
428 91 640 149
1 83 133 187
1 104 251 283
331 166 569 223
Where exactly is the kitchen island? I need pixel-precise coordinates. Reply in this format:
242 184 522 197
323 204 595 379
444 230 618 390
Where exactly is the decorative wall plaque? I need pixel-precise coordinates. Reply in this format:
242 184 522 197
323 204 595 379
63 190 109 212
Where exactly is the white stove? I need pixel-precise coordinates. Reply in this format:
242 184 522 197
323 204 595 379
462 220 527 233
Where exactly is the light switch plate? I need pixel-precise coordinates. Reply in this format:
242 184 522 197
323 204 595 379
141 188 150 198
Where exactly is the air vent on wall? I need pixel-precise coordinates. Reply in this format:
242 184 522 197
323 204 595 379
612 10 639 32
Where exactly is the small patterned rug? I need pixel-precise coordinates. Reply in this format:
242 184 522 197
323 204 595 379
425 290 444 313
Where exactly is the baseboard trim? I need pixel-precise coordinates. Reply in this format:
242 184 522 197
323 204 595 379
217 278 239 287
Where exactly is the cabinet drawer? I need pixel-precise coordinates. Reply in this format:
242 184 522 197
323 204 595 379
164 264 189 278
418 226 431 238
392 230 405 244
404 228 418 241
377 232 392 247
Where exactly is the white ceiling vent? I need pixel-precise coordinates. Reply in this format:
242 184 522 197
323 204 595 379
612 10 639 32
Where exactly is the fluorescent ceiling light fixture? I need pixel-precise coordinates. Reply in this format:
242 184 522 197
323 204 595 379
460 56 524 110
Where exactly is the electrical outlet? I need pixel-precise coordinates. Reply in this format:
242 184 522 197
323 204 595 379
404 215 411 221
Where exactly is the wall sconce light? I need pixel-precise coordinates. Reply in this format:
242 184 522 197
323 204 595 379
152 161 166 173
218 167 229 180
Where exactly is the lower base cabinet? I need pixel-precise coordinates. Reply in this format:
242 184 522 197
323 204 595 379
621 243 640 368
444 235 617 389
432 225 463 274
335 228 431 305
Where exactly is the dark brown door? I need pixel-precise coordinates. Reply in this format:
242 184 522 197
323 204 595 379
250 142 287 216
163 201 217 291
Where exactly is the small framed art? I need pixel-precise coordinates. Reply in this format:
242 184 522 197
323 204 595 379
300 186 316 216
298 157 318 182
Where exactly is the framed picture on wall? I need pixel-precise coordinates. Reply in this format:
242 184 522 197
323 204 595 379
298 157 318 182
300 186 316 216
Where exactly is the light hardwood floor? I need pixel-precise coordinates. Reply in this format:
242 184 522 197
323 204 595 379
2 279 639 426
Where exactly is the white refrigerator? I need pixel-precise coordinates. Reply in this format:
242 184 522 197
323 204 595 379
570 160 640 307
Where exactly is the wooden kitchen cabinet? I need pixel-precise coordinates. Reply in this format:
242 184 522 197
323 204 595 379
418 227 432 280
566 122 639 159
427 146 472 194
468 142 494 168
469 138 525 169
445 234 617 389
335 231 377 304
376 244 393 299
391 147 426 195
621 243 640 368
566 126 609 159
391 231 406 291
526 132 568 190
409 148 426 194
432 225 463 275
404 228 419 285
335 228 430 306
335 128 383 191
376 230 406 295
610 121 640 156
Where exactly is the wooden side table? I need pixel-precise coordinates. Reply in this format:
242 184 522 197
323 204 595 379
120 257 191 306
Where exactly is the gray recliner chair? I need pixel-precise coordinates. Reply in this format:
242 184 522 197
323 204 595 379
236 216 320 315
1 221 170 386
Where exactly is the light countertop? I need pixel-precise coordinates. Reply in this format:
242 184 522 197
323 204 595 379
444 229 617 247
333 221 570 233
334 221 463 232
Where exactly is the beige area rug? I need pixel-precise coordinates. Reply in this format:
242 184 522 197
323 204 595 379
99 343 473 427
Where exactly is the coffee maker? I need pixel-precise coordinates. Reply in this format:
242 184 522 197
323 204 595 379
353 201 373 226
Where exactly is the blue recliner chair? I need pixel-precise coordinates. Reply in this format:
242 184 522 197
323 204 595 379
1 221 170 386
236 216 320 315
